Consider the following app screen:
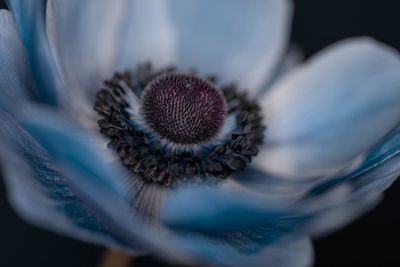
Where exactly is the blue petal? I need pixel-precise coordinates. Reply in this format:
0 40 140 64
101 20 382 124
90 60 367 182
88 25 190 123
46 0 177 103
162 186 307 233
258 45 304 97
300 186 381 237
173 234 313 267
16 107 313 266
230 167 314 203
0 10 38 110
309 127 400 196
254 38 400 178
17 108 126 196
60 161 313 266
168 0 292 95
0 109 132 251
14 108 206 263
60 162 313 266
162 176 379 238
6 0 64 105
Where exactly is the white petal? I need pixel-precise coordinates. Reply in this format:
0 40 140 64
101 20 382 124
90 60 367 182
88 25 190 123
254 38 400 178
46 0 177 103
168 0 292 94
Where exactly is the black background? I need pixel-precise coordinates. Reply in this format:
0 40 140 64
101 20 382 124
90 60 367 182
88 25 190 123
1 1 400 266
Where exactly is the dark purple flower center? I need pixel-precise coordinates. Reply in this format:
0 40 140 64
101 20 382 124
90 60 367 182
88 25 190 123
140 73 226 146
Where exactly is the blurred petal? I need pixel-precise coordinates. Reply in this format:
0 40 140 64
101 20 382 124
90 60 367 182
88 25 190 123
61 160 313 266
0 10 37 110
254 38 400 178
299 184 381 237
16 106 314 266
17 107 126 195
6 0 63 105
258 44 304 97
229 168 314 203
59 154 312 266
0 109 133 251
46 0 177 104
309 127 400 196
351 129 400 193
168 0 292 94
15 108 205 264
162 176 379 238
352 156 400 194
17 105 168 223
173 234 313 267
162 186 306 233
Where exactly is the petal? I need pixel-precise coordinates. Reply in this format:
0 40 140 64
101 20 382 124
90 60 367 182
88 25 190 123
254 38 400 178
60 162 313 266
162 186 306 233
6 0 64 105
229 167 314 203
0 10 37 110
351 129 400 194
15 108 200 264
300 188 381 237
16 107 127 196
173 234 313 267
0 109 133 251
46 0 177 104
162 179 380 246
16 106 313 266
309 127 400 196
258 45 304 97
61 161 313 266
168 0 292 94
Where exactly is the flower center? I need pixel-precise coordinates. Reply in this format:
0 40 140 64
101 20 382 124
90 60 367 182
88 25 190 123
140 73 226 146
94 63 265 187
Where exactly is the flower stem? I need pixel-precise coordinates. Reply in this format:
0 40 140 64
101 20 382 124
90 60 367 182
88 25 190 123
98 250 133 267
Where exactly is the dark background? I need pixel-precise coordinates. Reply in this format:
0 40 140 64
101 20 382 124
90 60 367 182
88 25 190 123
1 1 400 266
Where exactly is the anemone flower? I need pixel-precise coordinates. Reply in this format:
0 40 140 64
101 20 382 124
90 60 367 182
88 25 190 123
1 0 400 266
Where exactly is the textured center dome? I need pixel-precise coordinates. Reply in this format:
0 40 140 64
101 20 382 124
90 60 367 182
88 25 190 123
140 72 226 145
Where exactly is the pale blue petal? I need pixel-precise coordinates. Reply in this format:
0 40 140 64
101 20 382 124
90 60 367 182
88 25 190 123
14 108 208 264
17 108 126 196
0 10 37 110
59 155 313 266
309 127 400 196
352 136 400 194
258 45 304 97
352 157 400 194
363 126 400 165
168 0 292 95
60 159 313 266
300 186 381 237
254 38 400 178
162 177 379 237
172 234 313 267
162 186 307 233
6 0 64 105
0 109 133 251
46 0 177 105
60 160 312 266
228 167 317 206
